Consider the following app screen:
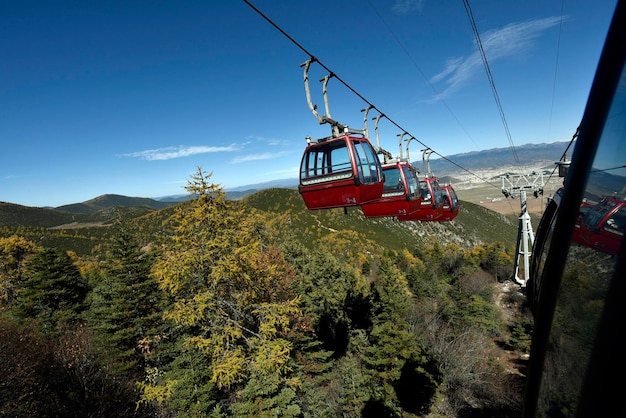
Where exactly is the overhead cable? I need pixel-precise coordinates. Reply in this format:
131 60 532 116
365 0 479 149
243 0 501 190
547 0 566 142
462 0 520 165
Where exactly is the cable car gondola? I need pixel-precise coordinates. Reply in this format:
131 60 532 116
398 148 452 222
440 183 460 221
299 133 384 210
397 175 445 221
360 161 421 217
298 61 384 210
572 195 626 256
360 127 422 218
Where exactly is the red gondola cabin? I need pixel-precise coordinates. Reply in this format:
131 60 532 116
573 196 626 256
299 134 384 210
360 161 421 218
439 184 460 221
397 176 445 222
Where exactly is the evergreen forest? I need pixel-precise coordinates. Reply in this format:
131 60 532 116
0 168 532 417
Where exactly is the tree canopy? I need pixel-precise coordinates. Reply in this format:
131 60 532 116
0 168 527 417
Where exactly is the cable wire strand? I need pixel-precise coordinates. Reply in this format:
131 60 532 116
365 0 479 150
462 0 520 165
243 0 503 191
547 0 566 142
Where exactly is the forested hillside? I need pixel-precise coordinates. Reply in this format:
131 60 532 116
0 187 518 257
0 168 529 417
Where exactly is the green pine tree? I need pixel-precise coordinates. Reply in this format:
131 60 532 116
13 248 89 334
365 256 441 415
87 223 161 377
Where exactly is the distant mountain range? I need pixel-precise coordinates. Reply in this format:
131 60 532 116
1 141 571 215
220 140 572 194
152 178 300 204
427 141 571 173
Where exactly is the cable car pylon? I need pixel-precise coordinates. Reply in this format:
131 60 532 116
501 172 545 287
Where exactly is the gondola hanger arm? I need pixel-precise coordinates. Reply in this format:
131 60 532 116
421 148 434 177
320 74 333 123
372 114 392 163
319 74 347 137
397 132 408 161
361 105 373 140
405 136 416 166
301 59 323 125
405 136 422 172
301 59 344 136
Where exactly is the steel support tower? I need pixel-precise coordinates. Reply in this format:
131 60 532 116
501 173 545 287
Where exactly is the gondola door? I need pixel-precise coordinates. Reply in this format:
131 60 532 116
440 184 460 221
360 162 421 218
397 177 445 222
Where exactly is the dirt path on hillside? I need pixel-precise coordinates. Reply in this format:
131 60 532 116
493 280 530 377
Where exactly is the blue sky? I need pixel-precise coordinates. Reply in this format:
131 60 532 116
1 0 618 207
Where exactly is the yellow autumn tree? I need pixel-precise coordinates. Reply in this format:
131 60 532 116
0 235 40 308
143 168 301 413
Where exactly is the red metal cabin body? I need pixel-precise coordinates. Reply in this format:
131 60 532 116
573 196 626 256
360 161 421 218
570 199 594 244
397 177 445 222
299 134 384 210
439 184 460 221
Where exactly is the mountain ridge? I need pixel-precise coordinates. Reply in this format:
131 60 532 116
1 141 571 211
56 194 176 214
1 187 519 257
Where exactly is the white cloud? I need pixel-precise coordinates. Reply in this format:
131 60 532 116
120 144 240 161
231 151 290 164
244 135 289 147
270 166 300 177
392 0 424 15
231 153 273 164
430 16 564 100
